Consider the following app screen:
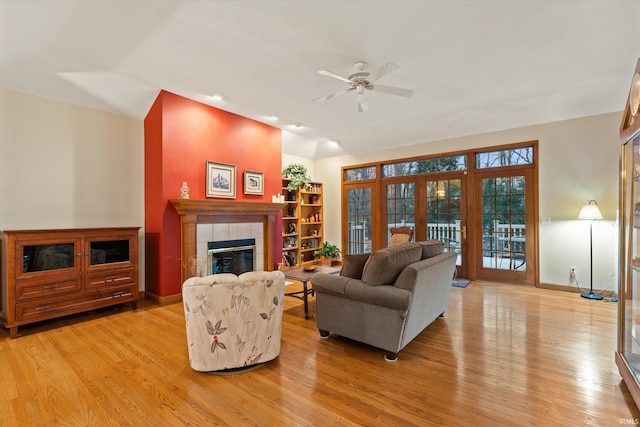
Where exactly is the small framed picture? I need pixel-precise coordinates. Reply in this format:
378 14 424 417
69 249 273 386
206 161 236 198
244 170 264 195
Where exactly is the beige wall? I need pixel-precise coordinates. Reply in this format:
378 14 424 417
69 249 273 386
0 88 622 291
309 112 622 291
0 88 145 286
282 132 315 178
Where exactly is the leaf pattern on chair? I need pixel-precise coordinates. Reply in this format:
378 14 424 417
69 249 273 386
245 353 263 366
206 319 227 354
191 294 210 316
230 285 250 312
236 334 248 353
260 294 281 320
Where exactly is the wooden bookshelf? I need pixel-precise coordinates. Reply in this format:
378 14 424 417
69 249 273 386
281 179 323 267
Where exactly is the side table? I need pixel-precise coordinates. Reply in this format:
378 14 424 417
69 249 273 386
283 265 340 319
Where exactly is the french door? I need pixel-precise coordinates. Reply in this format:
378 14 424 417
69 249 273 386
425 174 468 279
383 173 468 278
384 169 535 285
344 186 375 254
473 168 536 285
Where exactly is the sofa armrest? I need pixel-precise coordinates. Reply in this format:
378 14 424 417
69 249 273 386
311 273 352 295
312 273 411 311
394 252 456 293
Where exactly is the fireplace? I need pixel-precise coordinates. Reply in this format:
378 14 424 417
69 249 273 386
208 239 256 275
170 199 285 283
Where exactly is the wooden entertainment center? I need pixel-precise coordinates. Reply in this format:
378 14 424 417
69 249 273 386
0 227 140 338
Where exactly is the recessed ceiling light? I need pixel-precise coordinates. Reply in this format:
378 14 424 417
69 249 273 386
330 139 341 145
293 123 303 128
212 93 223 101
268 115 279 121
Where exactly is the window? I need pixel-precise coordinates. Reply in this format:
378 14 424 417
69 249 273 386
344 166 376 181
382 155 466 177
346 187 372 254
476 146 533 169
386 183 415 244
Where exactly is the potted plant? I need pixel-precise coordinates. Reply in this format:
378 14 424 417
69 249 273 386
282 163 312 191
314 241 341 266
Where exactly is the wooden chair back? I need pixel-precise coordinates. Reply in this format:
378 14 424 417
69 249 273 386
389 226 414 246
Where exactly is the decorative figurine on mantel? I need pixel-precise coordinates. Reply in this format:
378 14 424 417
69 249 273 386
180 181 190 199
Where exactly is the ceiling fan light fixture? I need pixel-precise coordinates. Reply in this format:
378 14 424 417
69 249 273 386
314 60 413 112
353 61 367 72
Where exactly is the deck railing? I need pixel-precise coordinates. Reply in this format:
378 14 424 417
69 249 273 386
347 220 525 255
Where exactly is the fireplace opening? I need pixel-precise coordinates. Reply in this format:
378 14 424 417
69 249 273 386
207 239 256 275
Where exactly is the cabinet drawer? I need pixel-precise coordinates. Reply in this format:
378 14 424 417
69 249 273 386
15 285 136 323
16 277 81 301
85 269 135 290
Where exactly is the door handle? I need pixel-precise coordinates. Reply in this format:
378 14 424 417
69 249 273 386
461 226 467 240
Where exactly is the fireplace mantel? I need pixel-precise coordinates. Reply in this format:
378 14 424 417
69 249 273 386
170 199 286 282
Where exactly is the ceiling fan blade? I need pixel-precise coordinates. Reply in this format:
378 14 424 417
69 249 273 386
317 69 353 84
374 62 399 81
366 84 415 97
357 93 369 112
313 87 354 102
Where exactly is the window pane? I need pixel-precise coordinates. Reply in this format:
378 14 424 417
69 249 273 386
386 183 415 244
382 155 466 177
346 188 372 254
512 195 526 214
344 166 376 181
476 146 533 169
481 176 527 271
511 176 526 194
425 179 462 264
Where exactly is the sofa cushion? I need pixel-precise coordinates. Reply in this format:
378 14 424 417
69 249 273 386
416 240 445 259
312 274 411 311
361 242 422 286
340 252 371 279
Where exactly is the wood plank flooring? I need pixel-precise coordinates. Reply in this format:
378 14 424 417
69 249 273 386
1 281 639 426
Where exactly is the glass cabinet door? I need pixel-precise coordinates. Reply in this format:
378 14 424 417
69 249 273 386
619 131 640 392
18 238 82 278
615 59 640 408
84 237 134 270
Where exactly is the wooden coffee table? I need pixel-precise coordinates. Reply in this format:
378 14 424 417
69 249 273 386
283 265 340 319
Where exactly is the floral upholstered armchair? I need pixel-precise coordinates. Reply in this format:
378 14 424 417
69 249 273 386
182 270 285 372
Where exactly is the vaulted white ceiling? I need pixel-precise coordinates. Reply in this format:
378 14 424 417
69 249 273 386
1 1 638 159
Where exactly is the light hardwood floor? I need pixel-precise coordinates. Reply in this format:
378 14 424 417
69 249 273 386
1 281 639 426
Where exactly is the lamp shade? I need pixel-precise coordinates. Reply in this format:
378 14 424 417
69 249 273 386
578 200 603 220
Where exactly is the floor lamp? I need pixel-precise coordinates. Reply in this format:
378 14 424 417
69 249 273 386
578 200 603 300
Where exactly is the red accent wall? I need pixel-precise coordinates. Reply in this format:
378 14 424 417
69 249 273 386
145 91 282 298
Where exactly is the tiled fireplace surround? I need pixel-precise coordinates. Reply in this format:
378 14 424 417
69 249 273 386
197 223 264 274
170 199 285 284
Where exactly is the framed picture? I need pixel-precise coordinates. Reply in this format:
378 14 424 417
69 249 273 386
206 161 236 198
244 170 264 195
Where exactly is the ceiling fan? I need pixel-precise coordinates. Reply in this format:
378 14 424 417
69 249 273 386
313 61 414 112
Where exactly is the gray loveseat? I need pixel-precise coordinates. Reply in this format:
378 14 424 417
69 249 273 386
311 240 457 360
